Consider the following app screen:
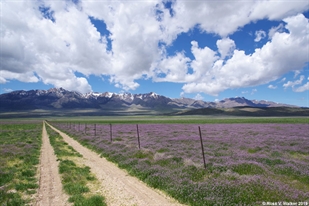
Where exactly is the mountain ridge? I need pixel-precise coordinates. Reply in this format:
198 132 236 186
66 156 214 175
0 88 299 112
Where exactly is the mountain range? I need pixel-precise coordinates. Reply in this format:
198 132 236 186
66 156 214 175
0 88 297 113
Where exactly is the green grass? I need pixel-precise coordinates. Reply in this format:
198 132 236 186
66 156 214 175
47 129 82 159
0 122 42 205
48 116 309 124
247 147 262 153
156 148 170 153
133 150 154 159
181 165 207 182
232 163 265 175
45 124 106 206
69 195 106 206
257 158 285 166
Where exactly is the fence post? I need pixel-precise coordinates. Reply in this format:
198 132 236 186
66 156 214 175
110 123 113 142
136 124 141 149
199 126 207 170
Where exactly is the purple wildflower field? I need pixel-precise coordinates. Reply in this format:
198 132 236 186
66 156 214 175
53 122 309 205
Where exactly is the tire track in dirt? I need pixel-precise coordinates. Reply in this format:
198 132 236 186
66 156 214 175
46 122 185 206
36 122 70 206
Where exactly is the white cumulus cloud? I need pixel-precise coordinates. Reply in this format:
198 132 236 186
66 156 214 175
283 75 309 92
194 93 204 101
1 0 309 94
154 52 190 83
294 82 309 92
283 75 305 89
182 14 309 96
216 38 236 59
3 88 13 93
268 23 285 38
254 30 266 42
268 85 277 89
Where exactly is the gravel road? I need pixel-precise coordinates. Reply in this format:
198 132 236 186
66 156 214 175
36 123 71 206
47 122 184 206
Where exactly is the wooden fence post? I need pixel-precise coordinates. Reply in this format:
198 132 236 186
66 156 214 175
136 124 141 149
199 126 207 170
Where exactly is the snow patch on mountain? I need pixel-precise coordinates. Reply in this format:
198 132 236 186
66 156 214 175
0 88 299 111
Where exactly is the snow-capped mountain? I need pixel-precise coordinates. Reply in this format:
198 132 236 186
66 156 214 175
0 88 298 111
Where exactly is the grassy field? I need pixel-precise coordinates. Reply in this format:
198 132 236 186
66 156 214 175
47 115 309 124
0 121 42 205
0 117 307 205
50 119 309 205
0 120 107 205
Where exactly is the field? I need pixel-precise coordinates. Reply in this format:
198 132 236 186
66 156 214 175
0 121 42 205
49 117 309 205
0 120 108 206
1 117 308 205
47 115 309 124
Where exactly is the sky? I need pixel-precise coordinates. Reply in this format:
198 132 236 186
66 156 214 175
1 0 309 107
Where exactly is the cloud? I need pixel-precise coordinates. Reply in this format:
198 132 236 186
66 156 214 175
216 38 236 59
154 52 190 83
294 82 309 92
254 30 266 42
0 77 7 84
268 85 277 89
0 70 39 83
190 41 219 81
1 0 309 94
3 88 13 93
182 14 309 95
251 89 257 95
84 1 163 89
194 93 203 100
268 23 285 38
283 75 304 89
241 89 258 95
161 0 308 37
294 70 301 78
42 74 92 94
249 0 309 20
283 75 309 92
1 1 113 93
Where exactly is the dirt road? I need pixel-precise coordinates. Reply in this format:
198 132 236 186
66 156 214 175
46 122 184 206
36 123 70 206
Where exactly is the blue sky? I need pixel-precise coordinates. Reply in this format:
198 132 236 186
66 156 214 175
1 0 309 107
